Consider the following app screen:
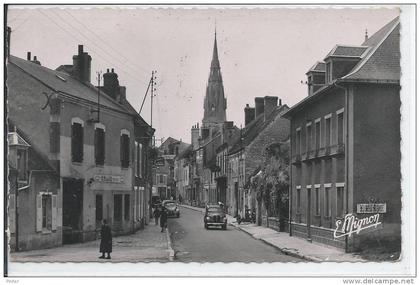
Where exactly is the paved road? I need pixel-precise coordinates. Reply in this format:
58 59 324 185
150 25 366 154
168 207 300 262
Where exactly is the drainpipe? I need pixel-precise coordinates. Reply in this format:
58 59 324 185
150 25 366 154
334 81 349 252
289 121 293 236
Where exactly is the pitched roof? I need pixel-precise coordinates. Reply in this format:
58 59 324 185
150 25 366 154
306 61 326 74
228 104 289 155
8 55 128 113
343 17 400 81
284 17 400 118
324 45 369 60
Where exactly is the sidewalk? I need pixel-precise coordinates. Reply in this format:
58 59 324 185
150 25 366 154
180 204 365 262
10 222 172 263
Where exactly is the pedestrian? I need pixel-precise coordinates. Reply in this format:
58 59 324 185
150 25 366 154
153 206 161 225
99 219 112 259
160 208 168 233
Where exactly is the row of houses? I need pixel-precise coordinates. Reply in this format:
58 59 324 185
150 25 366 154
174 17 401 253
7 42 155 251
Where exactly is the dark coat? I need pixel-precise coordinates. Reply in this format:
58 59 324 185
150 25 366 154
160 210 168 227
153 208 161 218
99 224 112 253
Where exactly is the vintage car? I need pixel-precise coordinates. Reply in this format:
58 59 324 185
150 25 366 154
162 200 180 218
204 204 227 230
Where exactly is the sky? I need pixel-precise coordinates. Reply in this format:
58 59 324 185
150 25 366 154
7 5 399 145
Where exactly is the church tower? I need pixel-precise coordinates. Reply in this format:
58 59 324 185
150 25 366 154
202 30 227 128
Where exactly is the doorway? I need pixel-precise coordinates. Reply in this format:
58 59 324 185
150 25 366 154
62 179 83 244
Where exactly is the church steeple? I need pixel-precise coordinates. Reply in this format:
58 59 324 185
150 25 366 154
203 30 227 126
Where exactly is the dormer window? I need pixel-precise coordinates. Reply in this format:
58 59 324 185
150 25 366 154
323 45 369 83
326 62 332 84
306 61 326 96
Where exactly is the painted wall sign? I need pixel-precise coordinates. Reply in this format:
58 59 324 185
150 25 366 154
94 174 124 184
356 203 387 214
334 213 382 239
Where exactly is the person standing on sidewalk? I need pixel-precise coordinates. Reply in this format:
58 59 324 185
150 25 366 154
153 206 161 225
99 219 112 259
160 208 168 233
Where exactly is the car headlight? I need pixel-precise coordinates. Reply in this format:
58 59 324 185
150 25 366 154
206 216 211 220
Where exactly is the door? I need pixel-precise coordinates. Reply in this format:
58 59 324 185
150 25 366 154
62 179 83 244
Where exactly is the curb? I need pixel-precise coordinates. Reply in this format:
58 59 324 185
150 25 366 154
229 223 322 262
180 204 322 262
165 228 175 261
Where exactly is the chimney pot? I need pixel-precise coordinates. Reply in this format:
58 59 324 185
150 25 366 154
27 52 31 61
107 68 110 73
264 96 278 121
78 45 83 55
111 68 114 73
245 105 256 126
255 97 265 117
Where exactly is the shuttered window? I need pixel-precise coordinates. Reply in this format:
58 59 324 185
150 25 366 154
71 122 84 163
94 128 105 165
120 134 130 168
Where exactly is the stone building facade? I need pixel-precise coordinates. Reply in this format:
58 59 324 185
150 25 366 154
7 45 154 248
284 17 401 252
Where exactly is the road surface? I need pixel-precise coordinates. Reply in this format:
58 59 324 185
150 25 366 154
168 206 300 262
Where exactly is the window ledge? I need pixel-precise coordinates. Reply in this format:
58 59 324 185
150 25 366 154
72 161 83 166
41 229 52 234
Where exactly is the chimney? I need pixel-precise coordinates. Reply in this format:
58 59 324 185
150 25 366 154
27 52 31 61
264 96 278 121
118 86 126 103
103 68 120 100
31 55 41 65
244 104 255 126
255 97 264 118
191 124 200 150
72 44 92 83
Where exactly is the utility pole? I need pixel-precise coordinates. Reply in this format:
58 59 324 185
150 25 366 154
151 70 157 128
96 71 102 122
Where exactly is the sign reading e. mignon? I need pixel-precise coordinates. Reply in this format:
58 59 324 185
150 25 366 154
357 203 387 214
94 174 124 184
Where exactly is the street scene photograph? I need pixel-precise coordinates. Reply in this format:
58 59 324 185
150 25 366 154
3 4 416 278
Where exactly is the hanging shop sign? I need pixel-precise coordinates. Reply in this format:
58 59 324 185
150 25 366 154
94 174 124 184
356 203 387 214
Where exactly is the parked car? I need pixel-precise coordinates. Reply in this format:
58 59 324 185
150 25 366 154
204 204 227 230
162 200 180 218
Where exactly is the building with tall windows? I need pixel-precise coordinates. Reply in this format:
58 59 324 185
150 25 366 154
283 17 401 252
7 45 154 248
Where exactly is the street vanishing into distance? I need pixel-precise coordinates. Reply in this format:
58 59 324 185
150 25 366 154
168 207 300 262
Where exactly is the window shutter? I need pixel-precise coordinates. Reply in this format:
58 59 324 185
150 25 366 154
9 194 15 234
36 194 42 232
52 195 57 231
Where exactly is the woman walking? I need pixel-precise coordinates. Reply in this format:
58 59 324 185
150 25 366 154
99 219 112 259
160 208 168 232
153 206 161 225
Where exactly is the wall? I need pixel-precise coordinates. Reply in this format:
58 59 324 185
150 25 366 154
59 97 135 240
351 83 401 251
289 88 346 247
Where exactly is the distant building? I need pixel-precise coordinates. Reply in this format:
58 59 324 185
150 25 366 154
227 97 290 217
283 17 401 252
7 45 154 249
153 137 190 201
